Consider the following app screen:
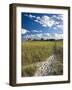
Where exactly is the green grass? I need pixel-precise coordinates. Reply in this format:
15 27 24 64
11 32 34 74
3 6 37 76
21 40 63 77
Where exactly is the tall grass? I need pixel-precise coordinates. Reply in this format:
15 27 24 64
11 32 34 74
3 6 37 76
21 40 63 76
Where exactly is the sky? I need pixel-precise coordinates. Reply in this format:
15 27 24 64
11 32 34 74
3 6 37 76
21 12 63 40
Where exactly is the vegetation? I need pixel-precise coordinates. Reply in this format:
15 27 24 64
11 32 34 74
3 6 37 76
21 40 63 77
50 46 63 75
22 64 37 76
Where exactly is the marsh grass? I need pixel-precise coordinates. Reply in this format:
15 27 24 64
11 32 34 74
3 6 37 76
21 40 63 77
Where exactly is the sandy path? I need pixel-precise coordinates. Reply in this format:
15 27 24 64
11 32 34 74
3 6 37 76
34 55 57 76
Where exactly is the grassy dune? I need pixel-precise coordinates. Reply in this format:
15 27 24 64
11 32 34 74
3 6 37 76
21 40 63 77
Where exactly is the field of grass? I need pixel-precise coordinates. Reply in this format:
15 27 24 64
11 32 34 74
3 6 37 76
21 40 63 77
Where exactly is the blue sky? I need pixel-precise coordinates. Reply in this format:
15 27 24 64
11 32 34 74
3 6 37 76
21 12 63 40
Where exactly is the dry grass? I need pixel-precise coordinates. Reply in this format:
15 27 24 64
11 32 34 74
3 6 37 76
21 40 63 77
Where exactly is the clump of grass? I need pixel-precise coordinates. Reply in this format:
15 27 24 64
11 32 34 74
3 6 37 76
50 46 63 75
22 64 37 77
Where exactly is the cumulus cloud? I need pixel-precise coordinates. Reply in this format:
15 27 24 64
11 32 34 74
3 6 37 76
42 24 47 27
36 15 63 29
22 14 63 40
53 27 57 30
36 16 40 20
21 28 30 34
56 15 63 20
23 31 63 40
29 14 36 18
40 15 55 27
25 14 36 18
24 14 28 17
57 24 62 28
24 14 55 28
21 29 27 34
24 14 63 29
36 33 63 40
52 15 63 20
55 33 63 39
34 15 63 28
34 19 39 23
55 22 60 25
31 30 43 33
34 15 55 28
33 30 39 33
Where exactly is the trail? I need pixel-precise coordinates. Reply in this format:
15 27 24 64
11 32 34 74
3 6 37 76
34 55 57 76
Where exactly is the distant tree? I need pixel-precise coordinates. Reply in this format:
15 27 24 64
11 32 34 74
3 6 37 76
33 39 37 41
49 39 55 41
28 38 31 41
41 38 44 41
46 39 49 41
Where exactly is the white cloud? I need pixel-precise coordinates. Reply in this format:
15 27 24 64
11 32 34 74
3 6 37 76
36 33 63 40
33 30 39 32
23 32 63 40
52 15 57 18
57 15 63 20
32 30 43 33
52 15 63 21
46 20 55 27
21 29 27 34
25 14 63 29
45 33 50 36
53 27 57 30
34 33 50 39
24 14 63 33
34 19 39 23
29 14 36 18
34 15 55 28
55 33 63 39
36 16 40 20
29 14 33 18
57 24 62 28
40 15 55 27
21 29 30 34
42 24 47 27
24 14 36 18
24 14 28 17
55 22 60 25
39 30 42 33
36 34 42 38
